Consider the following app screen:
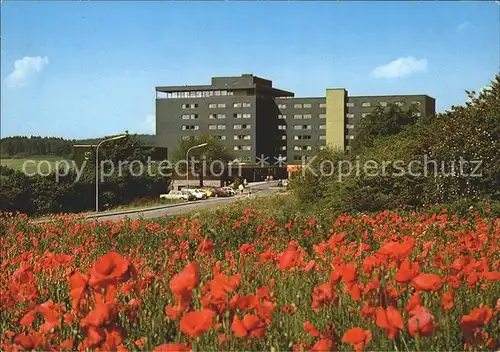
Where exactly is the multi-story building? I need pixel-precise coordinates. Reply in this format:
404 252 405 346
156 74 435 164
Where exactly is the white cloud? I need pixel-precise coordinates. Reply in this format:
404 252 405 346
142 114 155 134
372 57 428 79
4 56 49 88
457 21 472 33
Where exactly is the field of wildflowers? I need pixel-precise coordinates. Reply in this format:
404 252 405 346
1 207 499 351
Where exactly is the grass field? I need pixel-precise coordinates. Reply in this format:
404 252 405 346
1 155 69 174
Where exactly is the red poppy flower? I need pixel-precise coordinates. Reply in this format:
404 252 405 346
341 263 357 284
179 309 215 338
304 321 321 338
310 338 336 352
460 306 493 332
411 273 442 292
342 327 372 352
408 306 437 338
278 248 300 270
395 258 420 283
375 306 404 339
441 291 454 311
232 314 266 338
312 282 337 312
88 252 131 289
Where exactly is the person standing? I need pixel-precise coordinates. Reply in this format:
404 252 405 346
238 183 244 194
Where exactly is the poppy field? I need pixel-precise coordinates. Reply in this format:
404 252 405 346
1 208 499 351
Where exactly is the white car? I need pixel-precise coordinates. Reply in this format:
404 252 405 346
160 190 192 201
184 188 208 200
222 187 236 196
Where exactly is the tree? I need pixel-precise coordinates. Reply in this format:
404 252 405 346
171 134 234 187
351 103 421 152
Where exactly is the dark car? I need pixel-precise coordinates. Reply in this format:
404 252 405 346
213 187 230 197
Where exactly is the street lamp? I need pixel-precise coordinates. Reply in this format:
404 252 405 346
95 134 127 212
186 142 208 189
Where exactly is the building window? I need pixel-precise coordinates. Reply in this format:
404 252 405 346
362 102 371 107
243 113 251 119
361 113 370 118
305 125 312 130
379 102 387 107
278 114 286 119
182 104 189 109
294 104 303 108
242 124 251 129
182 114 198 120
234 145 252 151
278 104 287 109
294 146 312 151
181 136 190 140
209 103 217 108
319 125 326 130
234 135 251 140
278 125 287 130
234 124 251 130
294 135 312 140
233 103 242 108
346 102 354 107
294 125 302 130
217 124 226 130
347 135 355 140
303 114 312 119
319 103 327 108
294 114 303 119
319 135 326 140
293 155 303 161
182 125 198 130
218 103 226 108
209 125 217 130
303 103 312 108
279 146 287 151
281 135 287 140
347 113 355 118
415 112 421 117
214 135 226 140
347 124 355 129
233 113 241 119
319 114 326 119
243 102 251 108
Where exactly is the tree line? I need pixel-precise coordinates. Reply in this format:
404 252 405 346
0 134 156 157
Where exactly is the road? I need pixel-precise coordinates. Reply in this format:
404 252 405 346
86 181 281 222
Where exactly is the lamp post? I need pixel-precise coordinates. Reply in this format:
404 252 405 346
186 142 208 189
95 134 127 212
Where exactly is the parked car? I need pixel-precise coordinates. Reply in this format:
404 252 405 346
213 187 231 197
201 188 215 197
184 188 208 200
160 190 194 201
222 187 237 196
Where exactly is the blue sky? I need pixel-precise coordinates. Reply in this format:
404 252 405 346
1 1 499 139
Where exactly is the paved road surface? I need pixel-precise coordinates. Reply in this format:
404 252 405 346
86 181 281 222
